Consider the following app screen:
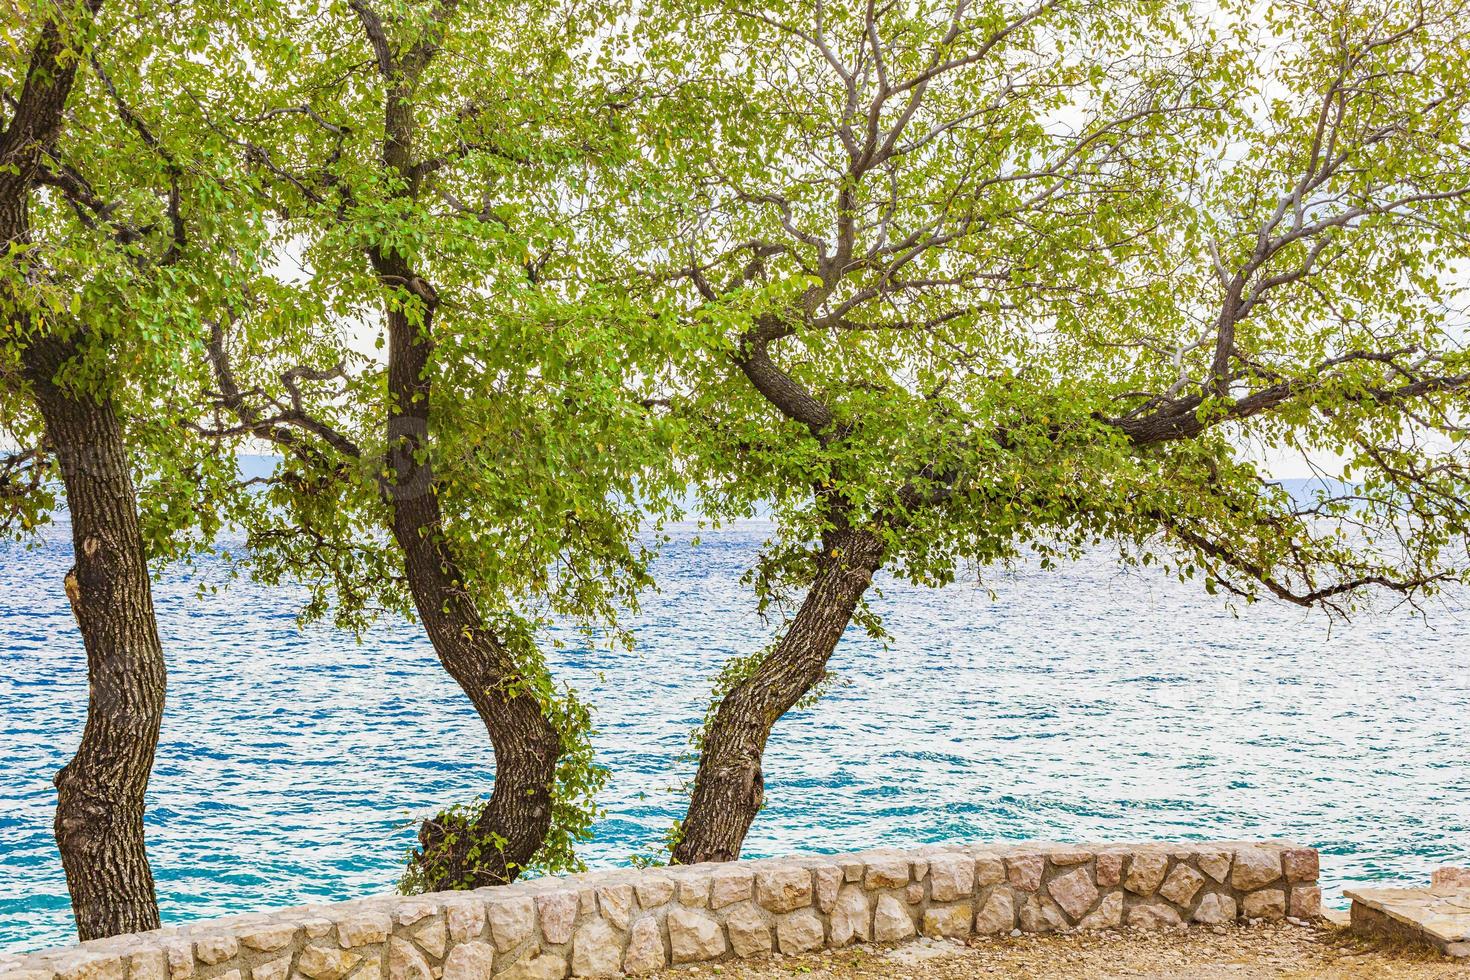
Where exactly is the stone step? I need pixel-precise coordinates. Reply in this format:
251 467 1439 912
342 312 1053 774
1345 885 1470 958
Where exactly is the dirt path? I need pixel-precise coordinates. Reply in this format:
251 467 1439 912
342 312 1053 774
652 922 1467 978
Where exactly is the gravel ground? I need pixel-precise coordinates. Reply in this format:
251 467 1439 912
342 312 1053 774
650 923 1467 978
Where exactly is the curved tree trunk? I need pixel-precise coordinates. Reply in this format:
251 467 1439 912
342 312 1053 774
378 260 562 888
3 0 163 940
21 338 166 940
673 528 884 865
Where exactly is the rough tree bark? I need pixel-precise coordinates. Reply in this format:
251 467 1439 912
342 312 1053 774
373 247 563 886
670 314 892 865
354 4 563 886
673 527 884 864
2 0 165 940
20 340 167 940
204 16 569 878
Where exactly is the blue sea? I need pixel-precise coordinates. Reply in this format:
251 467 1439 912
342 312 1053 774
2 520 1468 952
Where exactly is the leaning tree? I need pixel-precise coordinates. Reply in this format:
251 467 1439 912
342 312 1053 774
633 0 1470 864
1 0 281 937
186 0 686 888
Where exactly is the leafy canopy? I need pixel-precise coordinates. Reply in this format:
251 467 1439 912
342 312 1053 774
627 0 1470 617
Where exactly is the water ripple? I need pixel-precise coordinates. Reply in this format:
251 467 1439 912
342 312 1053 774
1 522 1467 950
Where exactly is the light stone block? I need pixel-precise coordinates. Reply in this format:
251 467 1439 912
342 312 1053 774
1193 893 1237 925
194 938 237 967
444 901 485 944
1159 865 1206 907
441 942 494 980
754 867 811 913
1231 848 1283 891
1283 849 1320 883
928 856 974 903
667 908 724 963
162 944 192 980
387 938 430 980
345 949 382 980
535 893 579 946
811 865 841 913
128 951 166 980
1048 866 1099 922
622 918 664 976
1127 901 1183 930
1019 895 1067 933
1197 852 1232 884
725 905 772 958
485 898 535 952
250 957 290 980
708 869 752 910
1096 853 1124 888
1005 855 1044 893
863 859 909 891
677 877 710 908
872 895 915 942
1125 853 1169 896
595 885 634 931
295 946 359 980
632 878 673 909
54 955 126 980
569 920 620 978
1290 885 1322 919
408 916 445 959
974 889 1015 935
1076 892 1123 931
576 888 597 918
337 914 390 949
775 911 824 954
393 902 437 929
239 926 298 954
973 857 1005 888
829 887 870 947
1243 889 1287 920
921 904 971 939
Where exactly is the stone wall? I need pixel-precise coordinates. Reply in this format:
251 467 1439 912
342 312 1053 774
0 841 1321 980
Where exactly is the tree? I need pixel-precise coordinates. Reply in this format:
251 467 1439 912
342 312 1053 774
634 0 1470 864
2 0 276 937
188 0 683 888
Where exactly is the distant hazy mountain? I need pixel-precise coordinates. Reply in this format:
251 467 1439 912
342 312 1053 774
237 457 1352 515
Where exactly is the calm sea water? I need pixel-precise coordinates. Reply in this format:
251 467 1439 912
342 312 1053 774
2 521 1467 952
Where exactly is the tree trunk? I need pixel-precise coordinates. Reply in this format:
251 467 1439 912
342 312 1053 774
21 337 166 940
377 265 562 888
339 20 565 885
2 0 162 940
673 528 885 865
